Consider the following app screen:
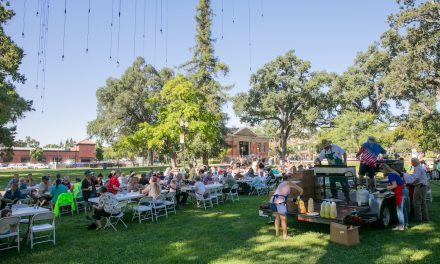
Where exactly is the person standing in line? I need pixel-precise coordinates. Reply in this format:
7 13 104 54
407 158 429 223
380 164 407 231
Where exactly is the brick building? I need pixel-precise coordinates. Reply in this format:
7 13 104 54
2 139 96 164
225 128 270 160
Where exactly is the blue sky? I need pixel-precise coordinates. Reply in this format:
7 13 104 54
4 0 400 145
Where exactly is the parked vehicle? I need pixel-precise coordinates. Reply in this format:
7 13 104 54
33 163 49 169
8 163 27 169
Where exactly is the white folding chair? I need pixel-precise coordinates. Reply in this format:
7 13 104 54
226 184 240 202
164 192 177 215
74 191 88 214
195 193 213 210
131 197 154 223
152 195 168 221
216 187 224 204
29 212 56 249
104 201 128 231
209 188 219 206
0 216 21 252
426 185 433 203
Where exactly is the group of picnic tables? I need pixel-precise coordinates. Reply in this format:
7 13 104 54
4 182 226 248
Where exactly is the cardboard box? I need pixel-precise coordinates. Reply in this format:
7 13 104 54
286 170 316 199
330 222 360 246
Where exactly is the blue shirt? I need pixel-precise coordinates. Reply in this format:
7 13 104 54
362 142 386 157
386 172 404 187
4 189 24 200
50 184 68 203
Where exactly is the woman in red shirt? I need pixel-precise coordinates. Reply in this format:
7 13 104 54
107 171 120 194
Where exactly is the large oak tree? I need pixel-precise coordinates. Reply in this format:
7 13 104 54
233 50 335 161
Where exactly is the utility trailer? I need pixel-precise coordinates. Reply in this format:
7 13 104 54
261 165 399 228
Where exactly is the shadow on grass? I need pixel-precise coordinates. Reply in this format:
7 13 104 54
0 185 439 264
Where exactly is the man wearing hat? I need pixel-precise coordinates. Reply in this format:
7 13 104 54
356 136 386 191
315 139 349 202
315 139 347 166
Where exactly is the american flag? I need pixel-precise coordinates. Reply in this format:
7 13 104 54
359 145 378 167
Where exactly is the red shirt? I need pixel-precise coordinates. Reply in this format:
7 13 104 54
107 176 120 194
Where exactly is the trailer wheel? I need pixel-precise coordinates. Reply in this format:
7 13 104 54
376 201 392 229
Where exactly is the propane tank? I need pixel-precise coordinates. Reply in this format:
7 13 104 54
307 198 314 213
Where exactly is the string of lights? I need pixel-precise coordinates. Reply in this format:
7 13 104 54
86 0 91 53
61 0 67 60
109 0 114 61
133 0 138 60
116 0 122 66
21 0 26 37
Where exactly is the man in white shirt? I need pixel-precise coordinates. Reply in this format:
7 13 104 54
194 176 207 198
315 139 349 203
315 140 347 166
36 176 52 206
408 158 429 222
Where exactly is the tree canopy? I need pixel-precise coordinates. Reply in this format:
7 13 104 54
87 57 174 164
0 1 33 159
330 44 392 120
124 75 222 167
233 50 335 160
181 0 229 164
317 111 389 153
381 0 440 113
29 147 43 162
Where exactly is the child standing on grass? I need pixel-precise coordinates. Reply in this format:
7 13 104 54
270 175 303 239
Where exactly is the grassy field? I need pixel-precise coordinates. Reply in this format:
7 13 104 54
0 166 167 189
0 182 439 263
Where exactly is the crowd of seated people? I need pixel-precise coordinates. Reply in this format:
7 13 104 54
0 160 281 222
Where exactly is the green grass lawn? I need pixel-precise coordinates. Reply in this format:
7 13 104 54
0 166 167 189
1 183 439 264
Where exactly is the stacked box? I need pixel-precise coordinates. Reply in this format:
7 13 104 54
286 170 319 200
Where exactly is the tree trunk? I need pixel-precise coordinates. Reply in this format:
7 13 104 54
171 153 178 168
146 149 154 166
202 153 209 166
280 133 288 164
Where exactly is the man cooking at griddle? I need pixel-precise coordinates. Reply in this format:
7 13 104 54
315 139 350 204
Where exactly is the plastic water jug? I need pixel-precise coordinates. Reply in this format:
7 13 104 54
324 202 331 218
356 187 369 206
330 202 337 219
320 202 327 217
307 198 314 213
